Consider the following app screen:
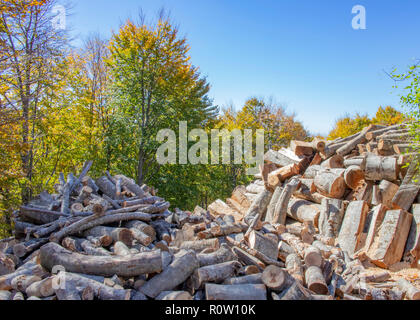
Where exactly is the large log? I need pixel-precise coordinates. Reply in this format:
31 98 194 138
367 209 412 269
205 283 267 300
40 243 162 277
191 261 241 290
364 155 399 181
337 201 369 256
197 244 238 267
140 250 199 298
271 178 301 225
314 171 346 199
378 180 399 208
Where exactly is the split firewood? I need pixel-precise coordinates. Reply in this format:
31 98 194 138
266 164 300 190
403 204 420 266
278 241 296 262
291 140 314 157
321 155 344 169
337 201 369 256
264 149 301 168
231 247 265 270
367 209 412 269
285 253 304 284
392 160 420 211
248 230 278 260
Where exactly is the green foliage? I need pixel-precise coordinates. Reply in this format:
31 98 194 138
391 63 420 170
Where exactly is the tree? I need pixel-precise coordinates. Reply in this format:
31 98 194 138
0 0 69 202
391 63 420 170
106 13 217 186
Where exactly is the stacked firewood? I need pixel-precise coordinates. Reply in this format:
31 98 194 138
0 123 419 301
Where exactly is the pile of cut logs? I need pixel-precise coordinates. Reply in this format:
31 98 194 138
0 123 419 301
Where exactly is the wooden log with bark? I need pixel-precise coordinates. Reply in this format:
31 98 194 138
191 261 241 290
140 250 199 298
314 170 347 199
205 283 267 300
40 242 162 277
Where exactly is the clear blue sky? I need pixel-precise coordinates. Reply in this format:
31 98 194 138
67 0 420 135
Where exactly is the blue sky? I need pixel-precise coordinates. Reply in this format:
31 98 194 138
67 0 420 135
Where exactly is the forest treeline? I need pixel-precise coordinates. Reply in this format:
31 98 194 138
0 1 417 237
